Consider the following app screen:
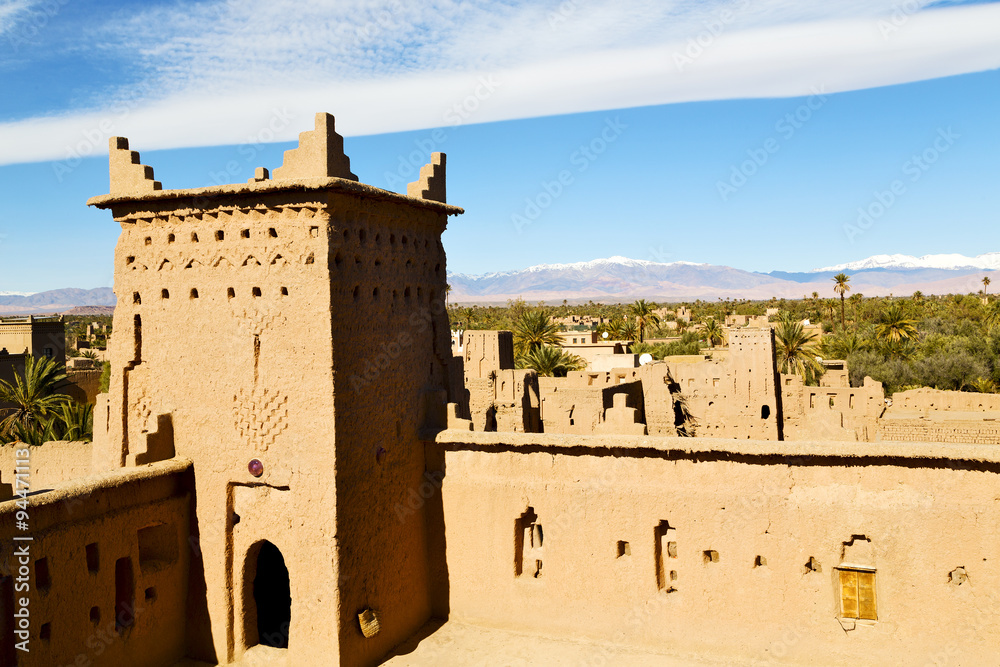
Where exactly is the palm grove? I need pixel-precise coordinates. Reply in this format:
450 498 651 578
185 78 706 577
450 275 1000 393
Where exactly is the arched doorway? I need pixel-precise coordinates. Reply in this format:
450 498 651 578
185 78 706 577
250 541 291 649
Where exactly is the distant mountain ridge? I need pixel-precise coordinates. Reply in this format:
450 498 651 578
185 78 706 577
6 252 998 311
0 288 115 315
449 255 999 303
814 252 1000 272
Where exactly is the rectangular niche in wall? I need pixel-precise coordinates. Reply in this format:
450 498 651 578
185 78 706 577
137 523 178 570
655 520 677 592
838 568 877 621
515 507 543 579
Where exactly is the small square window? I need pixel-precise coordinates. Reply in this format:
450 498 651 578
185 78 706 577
839 568 877 621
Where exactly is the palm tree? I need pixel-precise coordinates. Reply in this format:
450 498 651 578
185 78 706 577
774 316 823 383
0 355 70 443
701 318 725 348
983 276 991 296
81 349 99 360
875 303 918 344
607 316 638 341
984 300 1000 333
55 401 94 442
971 377 998 394
512 310 561 357
516 346 585 377
832 273 851 328
628 300 660 343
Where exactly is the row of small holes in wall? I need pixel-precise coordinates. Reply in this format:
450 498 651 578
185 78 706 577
333 251 441 275
344 228 433 251
351 285 434 303
143 228 280 245
133 287 289 303
125 253 311 268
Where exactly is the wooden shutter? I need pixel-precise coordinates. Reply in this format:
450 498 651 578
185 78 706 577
839 569 877 620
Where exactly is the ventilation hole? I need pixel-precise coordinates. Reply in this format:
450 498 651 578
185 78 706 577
144 237 151 246
372 287 379 300
404 287 411 298
161 289 169 299
310 226 319 238
405 259 412 268
115 557 134 635
417 287 423 299
133 292 141 305
389 233 396 244
268 228 277 238
334 252 342 266
86 543 99 573
617 541 631 558
252 287 261 297
342 229 349 239
280 287 288 296
305 253 315 265
271 254 283 265
190 289 199 299
375 233 381 243
392 290 397 300
90 607 100 625
703 550 719 564
401 235 407 244
353 286 360 301
167 234 175 243
227 288 235 299
359 229 366 242
191 232 199 242
216 230 224 241
354 255 361 265
434 263 440 274
241 229 250 239
35 558 50 590
145 587 157 602
40 623 50 641
755 555 767 568
126 256 135 265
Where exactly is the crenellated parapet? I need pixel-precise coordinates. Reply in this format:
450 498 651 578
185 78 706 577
407 152 446 203
109 136 162 195
272 112 358 181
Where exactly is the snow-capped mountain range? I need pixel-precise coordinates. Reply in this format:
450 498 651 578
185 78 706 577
447 253 1000 303
815 253 1000 272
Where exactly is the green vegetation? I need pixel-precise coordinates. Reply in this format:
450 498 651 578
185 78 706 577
628 299 660 343
515 345 585 377
774 315 822 384
450 283 1000 395
0 356 94 445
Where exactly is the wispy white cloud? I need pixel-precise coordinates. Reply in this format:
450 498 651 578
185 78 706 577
0 0 36 37
1 0 999 167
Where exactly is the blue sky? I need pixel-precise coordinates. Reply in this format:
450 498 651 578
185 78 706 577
0 0 999 292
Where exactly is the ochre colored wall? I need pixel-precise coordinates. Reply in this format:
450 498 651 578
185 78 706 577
0 459 192 667
430 431 1000 665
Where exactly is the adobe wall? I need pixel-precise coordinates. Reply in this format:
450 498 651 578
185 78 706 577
0 316 66 364
0 458 192 667
87 115 463 666
538 373 644 435
461 331 540 432
780 375 884 442
65 368 104 405
890 387 1000 412
663 329 782 440
0 440 93 498
428 430 1000 665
